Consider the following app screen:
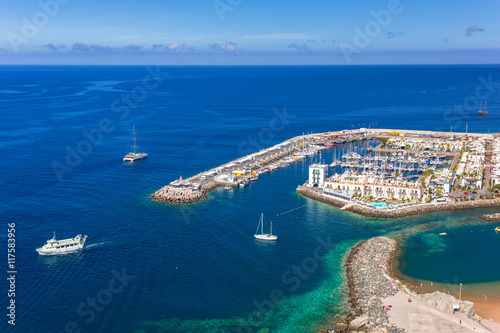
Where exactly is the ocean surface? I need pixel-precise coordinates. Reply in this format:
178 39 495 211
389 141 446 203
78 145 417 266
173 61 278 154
1 65 500 332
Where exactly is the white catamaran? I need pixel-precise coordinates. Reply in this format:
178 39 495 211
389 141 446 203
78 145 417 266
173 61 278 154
123 125 147 162
254 213 277 241
36 232 88 255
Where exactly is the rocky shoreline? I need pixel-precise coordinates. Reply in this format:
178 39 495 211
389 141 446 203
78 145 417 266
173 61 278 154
332 236 488 333
479 212 500 221
297 186 500 219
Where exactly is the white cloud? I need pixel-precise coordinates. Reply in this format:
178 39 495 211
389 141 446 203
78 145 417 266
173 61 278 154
165 43 189 53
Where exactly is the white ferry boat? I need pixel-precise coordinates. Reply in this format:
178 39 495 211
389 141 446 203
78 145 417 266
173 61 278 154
123 125 147 162
36 232 88 255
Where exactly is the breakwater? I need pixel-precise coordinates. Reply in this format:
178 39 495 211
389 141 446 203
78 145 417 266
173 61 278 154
479 212 500 221
150 186 208 204
338 237 483 332
297 186 500 218
340 236 404 332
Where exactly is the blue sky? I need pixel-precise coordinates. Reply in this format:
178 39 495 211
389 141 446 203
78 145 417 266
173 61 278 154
1 0 499 64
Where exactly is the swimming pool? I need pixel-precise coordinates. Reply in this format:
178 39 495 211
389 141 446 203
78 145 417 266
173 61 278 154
371 202 389 209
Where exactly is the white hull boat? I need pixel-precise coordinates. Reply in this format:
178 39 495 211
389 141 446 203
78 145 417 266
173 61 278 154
36 232 87 255
254 213 277 241
124 125 147 162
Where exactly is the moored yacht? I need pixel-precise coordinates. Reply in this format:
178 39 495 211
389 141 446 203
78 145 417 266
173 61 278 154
254 213 277 241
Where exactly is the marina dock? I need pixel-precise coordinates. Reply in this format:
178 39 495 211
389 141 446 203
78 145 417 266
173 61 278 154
150 128 499 207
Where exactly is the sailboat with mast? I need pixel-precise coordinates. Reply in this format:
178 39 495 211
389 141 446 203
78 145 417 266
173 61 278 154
254 213 277 241
123 125 147 162
478 100 489 116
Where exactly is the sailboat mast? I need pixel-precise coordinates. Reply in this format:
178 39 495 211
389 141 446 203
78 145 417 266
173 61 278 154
132 125 137 153
261 213 264 234
270 221 273 236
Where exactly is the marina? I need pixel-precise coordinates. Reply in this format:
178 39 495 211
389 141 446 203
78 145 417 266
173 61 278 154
151 127 500 219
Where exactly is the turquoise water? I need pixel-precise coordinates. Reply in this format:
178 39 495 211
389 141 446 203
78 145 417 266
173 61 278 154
1 65 500 333
370 202 389 208
398 218 500 284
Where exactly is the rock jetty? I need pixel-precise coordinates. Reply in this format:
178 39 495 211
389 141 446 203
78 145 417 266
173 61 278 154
150 185 207 204
297 186 500 219
479 212 500 221
340 236 405 332
415 291 475 318
334 236 484 333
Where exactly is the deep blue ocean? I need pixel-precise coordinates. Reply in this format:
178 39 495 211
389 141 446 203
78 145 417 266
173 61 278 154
1 65 500 333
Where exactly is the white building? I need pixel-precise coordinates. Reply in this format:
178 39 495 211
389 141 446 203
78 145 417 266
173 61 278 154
308 164 329 189
323 172 423 201
429 168 454 194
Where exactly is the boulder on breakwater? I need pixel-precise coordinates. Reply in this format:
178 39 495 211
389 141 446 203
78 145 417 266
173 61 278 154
150 185 207 204
416 291 475 318
479 212 500 221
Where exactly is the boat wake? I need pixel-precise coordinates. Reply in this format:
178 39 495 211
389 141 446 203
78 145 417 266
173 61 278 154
84 242 112 250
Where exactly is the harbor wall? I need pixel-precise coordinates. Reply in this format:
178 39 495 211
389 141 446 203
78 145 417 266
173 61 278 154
297 186 500 219
479 212 500 221
150 186 207 204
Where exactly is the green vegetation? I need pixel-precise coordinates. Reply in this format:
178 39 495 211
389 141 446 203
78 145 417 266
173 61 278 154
422 169 434 177
377 137 388 148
